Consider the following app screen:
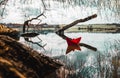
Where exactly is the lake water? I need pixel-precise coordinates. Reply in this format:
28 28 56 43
20 32 120 78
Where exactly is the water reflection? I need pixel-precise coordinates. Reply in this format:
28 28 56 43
20 33 120 78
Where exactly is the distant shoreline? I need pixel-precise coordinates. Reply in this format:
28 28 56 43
1 23 120 33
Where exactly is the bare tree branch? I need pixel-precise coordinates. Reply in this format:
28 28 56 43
56 14 97 51
0 0 8 17
22 0 47 50
23 0 47 33
58 14 97 32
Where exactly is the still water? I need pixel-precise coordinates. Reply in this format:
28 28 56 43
20 32 120 78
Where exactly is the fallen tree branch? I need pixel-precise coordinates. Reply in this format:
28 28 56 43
59 14 97 32
23 0 47 33
56 14 97 51
22 0 47 49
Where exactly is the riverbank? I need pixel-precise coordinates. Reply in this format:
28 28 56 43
1 23 120 34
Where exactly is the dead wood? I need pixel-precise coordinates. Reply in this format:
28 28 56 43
0 35 63 78
56 14 97 51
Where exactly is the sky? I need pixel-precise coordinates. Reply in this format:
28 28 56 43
0 0 119 24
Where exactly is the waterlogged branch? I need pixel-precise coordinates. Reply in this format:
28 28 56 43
23 0 46 33
60 14 97 31
56 14 97 51
22 0 47 50
23 12 45 33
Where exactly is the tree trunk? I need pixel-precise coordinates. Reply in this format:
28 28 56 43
0 35 63 78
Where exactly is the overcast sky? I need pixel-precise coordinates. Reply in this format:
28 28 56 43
0 0 119 24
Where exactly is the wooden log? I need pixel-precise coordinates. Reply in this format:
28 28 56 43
0 35 63 78
0 24 20 40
